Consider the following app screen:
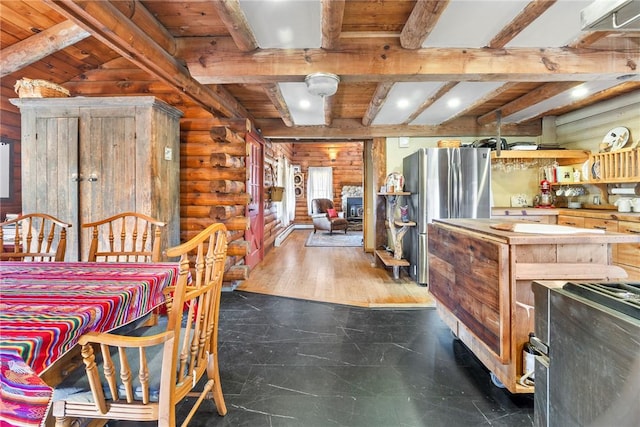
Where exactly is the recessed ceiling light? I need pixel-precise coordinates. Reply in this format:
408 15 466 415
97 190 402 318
571 86 589 98
447 98 461 108
299 99 311 109
397 99 410 109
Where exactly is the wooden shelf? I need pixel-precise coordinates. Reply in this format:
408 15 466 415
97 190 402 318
491 149 589 166
375 249 410 267
590 148 640 184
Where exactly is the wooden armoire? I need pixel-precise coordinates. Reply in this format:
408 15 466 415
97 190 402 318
10 96 182 261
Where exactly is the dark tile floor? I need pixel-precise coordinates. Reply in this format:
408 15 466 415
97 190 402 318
171 291 534 427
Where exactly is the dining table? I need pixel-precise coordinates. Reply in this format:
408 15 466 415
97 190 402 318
0 261 180 427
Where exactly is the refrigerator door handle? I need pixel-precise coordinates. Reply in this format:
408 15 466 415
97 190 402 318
447 151 454 217
452 149 460 217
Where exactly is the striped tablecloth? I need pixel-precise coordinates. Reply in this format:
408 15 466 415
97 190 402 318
0 261 179 427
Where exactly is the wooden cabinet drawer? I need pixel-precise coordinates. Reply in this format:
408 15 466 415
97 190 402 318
557 215 584 227
583 217 618 232
616 221 640 270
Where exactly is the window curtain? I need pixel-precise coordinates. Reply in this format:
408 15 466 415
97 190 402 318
286 163 296 224
307 167 333 214
275 158 295 228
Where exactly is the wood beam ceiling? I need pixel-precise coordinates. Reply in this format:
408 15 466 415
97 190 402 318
0 20 90 77
45 0 249 119
255 117 542 139
182 38 639 84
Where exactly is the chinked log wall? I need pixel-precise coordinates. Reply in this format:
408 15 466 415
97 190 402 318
180 117 252 285
263 140 294 249
293 142 364 225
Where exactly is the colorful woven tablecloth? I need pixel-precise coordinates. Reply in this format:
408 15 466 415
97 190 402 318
0 261 179 427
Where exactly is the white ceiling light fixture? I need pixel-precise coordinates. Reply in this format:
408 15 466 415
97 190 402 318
305 72 340 97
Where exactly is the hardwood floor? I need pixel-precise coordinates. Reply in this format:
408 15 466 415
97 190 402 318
236 229 434 308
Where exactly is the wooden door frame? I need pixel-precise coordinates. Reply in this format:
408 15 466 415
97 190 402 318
245 131 264 268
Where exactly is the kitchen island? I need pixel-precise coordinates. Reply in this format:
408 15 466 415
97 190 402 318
427 218 640 394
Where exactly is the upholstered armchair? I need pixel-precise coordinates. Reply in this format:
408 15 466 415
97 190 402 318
311 199 349 234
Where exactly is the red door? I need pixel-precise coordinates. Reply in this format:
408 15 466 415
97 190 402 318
245 132 264 269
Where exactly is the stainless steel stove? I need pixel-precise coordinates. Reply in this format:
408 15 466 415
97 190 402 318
561 282 640 320
533 281 640 427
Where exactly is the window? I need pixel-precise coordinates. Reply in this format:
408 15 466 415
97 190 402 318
306 167 333 214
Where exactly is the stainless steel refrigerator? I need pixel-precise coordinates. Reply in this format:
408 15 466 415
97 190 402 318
402 147 491 285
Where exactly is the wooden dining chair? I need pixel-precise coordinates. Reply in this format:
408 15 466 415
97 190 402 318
82 212 166 262
52 223 229 426
0 213 72 261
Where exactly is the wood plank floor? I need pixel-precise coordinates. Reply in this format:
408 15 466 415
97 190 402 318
236 229 435 308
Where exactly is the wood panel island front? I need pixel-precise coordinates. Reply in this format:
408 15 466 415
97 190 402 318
427 218 640 394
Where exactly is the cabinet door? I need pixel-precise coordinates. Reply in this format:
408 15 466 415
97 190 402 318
22 116 80 260
79 108 137 225
616 221 640 275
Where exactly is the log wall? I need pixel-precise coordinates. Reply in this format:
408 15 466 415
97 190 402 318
263 140 294 252
291 141 364 225
179 116 252 285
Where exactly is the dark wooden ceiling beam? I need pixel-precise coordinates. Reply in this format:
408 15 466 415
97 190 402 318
321 0 345 50
533 81 640 118
45 0 248 119
255 117 542 139
210 0 258 52
488 0 556 49
403 81 458 125
263 83 294 127
323 95 336 126
477 81 582 125
441 82 522 125
568 31 611 49
362 82 394 126
400 0 450 49
0 20 89 77
182 37 639 83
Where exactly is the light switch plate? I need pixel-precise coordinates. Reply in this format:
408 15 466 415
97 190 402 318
164 147 173 161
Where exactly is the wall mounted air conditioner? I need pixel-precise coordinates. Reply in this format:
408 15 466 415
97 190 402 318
581 0 640 31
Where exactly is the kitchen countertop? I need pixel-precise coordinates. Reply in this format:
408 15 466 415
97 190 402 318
433 218 640 245
492 207 640 222
555 208 640 222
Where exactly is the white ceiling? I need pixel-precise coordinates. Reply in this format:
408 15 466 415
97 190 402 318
239 0 631 127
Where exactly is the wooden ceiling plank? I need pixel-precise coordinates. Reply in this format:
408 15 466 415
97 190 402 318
400 0 450 49
488 0 557 49
362 82 394 126
263 83 294 127
321 0 345 50
45 0 248 119
182 37 639 83
477 81 582 125
1 20 89 77
209 0 258 52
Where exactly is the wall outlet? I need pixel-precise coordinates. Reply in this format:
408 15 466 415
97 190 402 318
164 147 173 161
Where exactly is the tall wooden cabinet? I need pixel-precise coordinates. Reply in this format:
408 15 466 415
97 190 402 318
11 96 182 261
